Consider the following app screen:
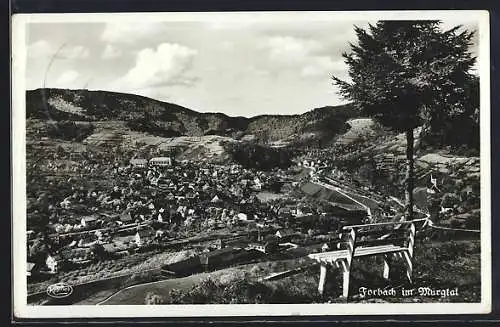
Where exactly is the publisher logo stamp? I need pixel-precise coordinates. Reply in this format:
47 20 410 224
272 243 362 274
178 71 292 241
46 282 73 298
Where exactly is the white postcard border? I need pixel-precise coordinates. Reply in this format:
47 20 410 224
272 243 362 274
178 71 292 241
11 10 491 318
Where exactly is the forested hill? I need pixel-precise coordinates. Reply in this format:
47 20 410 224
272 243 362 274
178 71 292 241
26 88 360 143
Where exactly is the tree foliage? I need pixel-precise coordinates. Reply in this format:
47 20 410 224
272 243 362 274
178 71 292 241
126 117 183 138
47 121 95 141
333 20 477 143
332 21 477 220
144 292 165 305
223 141 293 171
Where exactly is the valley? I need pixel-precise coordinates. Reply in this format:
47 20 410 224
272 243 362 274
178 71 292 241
24 88 481 305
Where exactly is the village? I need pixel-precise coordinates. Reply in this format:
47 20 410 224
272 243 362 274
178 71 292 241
26 143 379 292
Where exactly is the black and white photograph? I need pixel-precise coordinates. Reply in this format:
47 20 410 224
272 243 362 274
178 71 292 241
11 10 491 317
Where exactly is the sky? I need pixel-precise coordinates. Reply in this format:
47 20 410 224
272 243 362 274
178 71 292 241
23 13 480 117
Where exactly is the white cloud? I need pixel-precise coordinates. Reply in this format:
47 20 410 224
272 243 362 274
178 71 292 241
54 70 80 86
112 43 198 91
27 40 52 58
207 20 256 30
101 44 122 59
263 36 323 64
101 22 165 44
260 35 344 79
301 57 347 78
220 41 235 51
58 45 90 59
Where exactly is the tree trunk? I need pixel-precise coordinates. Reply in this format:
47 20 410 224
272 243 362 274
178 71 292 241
405 128 415 221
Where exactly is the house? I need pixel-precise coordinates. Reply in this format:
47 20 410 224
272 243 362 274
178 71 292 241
161 256 203 277
60 247 91 264
217 236 250 249
94 229 104 241
149 157 172 167
134 229 155 246
156 178 171 189
278 207 293 218
321 243 330 252
237 213 249 221
119 211 133 224
130 158 148 169
210 195 222 203
246 241 278 254
463 185 474 196
78 234 99 248
27 262 37 277
45 255 58 274
103 242 129 256
199 247 251 270
80 215 99 228
275 228 297 240
253 178 262 191
177 205 187 218
186 191 197 199
27 230 36 240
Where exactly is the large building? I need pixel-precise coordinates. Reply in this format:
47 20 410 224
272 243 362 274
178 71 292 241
130 158 148 168
149 157 172 167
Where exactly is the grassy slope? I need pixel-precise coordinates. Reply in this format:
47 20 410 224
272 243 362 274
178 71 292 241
97 239 480 304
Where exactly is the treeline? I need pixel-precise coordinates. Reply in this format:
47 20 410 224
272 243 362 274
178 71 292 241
222 141 293 171
47 121 95 141
126 117 183 138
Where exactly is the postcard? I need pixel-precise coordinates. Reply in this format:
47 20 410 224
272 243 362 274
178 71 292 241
11 10 491 318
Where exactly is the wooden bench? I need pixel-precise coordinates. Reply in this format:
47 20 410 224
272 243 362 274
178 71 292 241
308 219 426 298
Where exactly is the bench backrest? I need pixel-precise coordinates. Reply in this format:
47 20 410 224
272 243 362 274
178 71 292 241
333 220 419 259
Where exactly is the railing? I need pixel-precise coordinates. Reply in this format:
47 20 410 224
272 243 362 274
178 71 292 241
342 218 428 230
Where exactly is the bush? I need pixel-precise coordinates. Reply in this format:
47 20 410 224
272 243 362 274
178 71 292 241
441 193 461 208
167 275 323 304
145 292 165 305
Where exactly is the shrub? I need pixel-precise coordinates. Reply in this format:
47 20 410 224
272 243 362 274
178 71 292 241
441 193 461 208
145 292 165 305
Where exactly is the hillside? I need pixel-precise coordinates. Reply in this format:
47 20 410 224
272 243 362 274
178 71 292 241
26 88 359 145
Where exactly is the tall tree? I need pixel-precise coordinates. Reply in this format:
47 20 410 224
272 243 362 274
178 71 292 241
333 21 476 221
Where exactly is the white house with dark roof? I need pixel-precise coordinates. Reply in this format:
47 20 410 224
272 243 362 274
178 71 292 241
80 215 99 228
46 255 58 274
134 229 155 247
27 262 36 277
